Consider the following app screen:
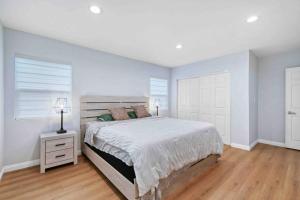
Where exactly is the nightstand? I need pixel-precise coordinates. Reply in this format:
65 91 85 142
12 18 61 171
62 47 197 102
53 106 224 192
40 131 78 173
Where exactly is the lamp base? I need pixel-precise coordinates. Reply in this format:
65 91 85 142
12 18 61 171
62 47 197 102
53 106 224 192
57 129 67 134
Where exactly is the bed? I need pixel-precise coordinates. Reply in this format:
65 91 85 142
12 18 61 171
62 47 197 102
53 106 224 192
80 96 223 200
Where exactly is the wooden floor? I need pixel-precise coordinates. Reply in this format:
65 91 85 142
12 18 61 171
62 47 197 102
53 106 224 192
0 144 299 200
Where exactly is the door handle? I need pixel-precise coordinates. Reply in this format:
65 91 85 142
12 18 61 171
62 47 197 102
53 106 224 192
288 111 296 115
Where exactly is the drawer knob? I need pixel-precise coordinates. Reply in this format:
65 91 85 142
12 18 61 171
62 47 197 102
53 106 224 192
55 143 66 147
55 154 66 158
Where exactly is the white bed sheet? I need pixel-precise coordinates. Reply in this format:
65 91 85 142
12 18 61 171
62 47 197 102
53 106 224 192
85 120 133 166
84 117 223 196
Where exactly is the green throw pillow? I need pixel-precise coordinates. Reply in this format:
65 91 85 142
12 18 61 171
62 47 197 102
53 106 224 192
97 113 114 121
127 111 137 119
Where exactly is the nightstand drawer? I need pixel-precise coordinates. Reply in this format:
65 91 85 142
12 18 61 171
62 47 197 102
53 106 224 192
46 148 74 165
46 137 73 152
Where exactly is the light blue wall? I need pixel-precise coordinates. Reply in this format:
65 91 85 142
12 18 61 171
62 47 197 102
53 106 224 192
3 28 171 165
258 49 300 143
0 22 4 174
171 51 250 146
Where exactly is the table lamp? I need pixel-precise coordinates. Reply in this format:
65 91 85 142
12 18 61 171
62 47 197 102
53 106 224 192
54 97 70 134
154 99 160 116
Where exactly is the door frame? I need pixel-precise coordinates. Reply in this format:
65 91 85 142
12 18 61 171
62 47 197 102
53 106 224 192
176 72 231 145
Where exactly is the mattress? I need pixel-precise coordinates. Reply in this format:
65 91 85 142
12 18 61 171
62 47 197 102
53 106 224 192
84 117 223 196
85 143 135 183
85 119 143 166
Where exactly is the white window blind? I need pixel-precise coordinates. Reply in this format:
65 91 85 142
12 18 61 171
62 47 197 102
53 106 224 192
150 78 168 112
15 57 72 119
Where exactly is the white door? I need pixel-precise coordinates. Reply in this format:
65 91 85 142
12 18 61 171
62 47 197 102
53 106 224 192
178 78 200 120
286 67 300 150
214 73 230 144
177 73 230 144
198 75 215 123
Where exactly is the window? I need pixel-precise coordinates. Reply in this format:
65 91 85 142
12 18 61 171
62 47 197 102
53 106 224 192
150 78 168 113
15 57 72 119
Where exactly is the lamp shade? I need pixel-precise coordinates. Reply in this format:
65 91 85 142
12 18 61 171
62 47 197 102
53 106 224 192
54 97 70 113
154 99 160 107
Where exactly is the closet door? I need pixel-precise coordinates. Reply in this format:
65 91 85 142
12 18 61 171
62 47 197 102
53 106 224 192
214 73 230 144
178 79 189 119
177 73 230 145
199 75 215 123
188 78 200 120
178 78 199 120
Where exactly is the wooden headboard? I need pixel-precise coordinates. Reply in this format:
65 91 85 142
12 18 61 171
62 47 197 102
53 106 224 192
80 96 149 144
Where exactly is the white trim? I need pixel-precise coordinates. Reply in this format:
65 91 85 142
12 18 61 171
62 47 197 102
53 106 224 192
3 159 40 173
258 139 286 148
2 151 82 175
231 143 251 151
250 140 258 150
231 139 284 151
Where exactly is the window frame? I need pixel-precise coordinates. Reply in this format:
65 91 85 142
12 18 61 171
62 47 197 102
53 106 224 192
14 55 73 120
149 77 169 114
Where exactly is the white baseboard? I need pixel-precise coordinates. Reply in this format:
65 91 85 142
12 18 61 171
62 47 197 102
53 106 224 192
231 143 251 151
250 140 258 150
231 140 258 151
3 159 40 173
2 150 82 175
231 139 285 151
258 139 285 147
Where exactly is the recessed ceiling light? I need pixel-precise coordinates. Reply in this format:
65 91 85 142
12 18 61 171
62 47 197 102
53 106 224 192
176 44 183 49
90 5 101 14
247 15 258 23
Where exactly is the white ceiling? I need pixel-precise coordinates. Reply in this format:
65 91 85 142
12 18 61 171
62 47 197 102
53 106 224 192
0 0 300 67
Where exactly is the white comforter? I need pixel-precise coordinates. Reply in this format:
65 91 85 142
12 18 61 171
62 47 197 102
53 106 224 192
84 117 223 196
